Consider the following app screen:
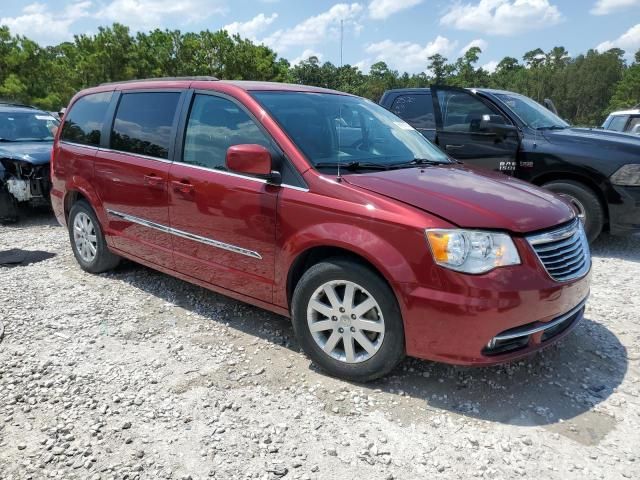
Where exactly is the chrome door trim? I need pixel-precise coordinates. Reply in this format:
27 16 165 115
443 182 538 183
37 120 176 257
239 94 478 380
106 209 262 259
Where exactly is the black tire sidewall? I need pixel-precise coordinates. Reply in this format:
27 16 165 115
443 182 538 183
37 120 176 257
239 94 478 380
291 259 405 382
544 181 604 243
68 201 117 273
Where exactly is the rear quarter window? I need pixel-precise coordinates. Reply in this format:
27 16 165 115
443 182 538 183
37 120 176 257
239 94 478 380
60 91 113 146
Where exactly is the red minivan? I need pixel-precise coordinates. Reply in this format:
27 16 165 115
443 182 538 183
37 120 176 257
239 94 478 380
51 78 591 381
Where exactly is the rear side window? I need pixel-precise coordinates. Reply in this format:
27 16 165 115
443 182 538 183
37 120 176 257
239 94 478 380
60 91 112 146
608 115 629 132
111 92 181 159
181 94 272 170
390 94 435 129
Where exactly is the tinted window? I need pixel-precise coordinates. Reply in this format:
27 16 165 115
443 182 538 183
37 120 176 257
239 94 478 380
608 115 629 132
437 90 506 132
182 94 271 170
61 92 112 146
627 117 640 134
390 94 434 129
111 92 180 159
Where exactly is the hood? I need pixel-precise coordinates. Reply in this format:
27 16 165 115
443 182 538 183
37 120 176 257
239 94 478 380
544 127 640 151
0 141 53 165
343 165 575 233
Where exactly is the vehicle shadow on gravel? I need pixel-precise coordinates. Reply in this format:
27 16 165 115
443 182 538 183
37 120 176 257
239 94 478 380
110 261 627 439
376 317 628 434
591 232 640 263
0 206 58 229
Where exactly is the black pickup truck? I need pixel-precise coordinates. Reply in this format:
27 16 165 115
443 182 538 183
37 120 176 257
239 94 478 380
380 87 640 242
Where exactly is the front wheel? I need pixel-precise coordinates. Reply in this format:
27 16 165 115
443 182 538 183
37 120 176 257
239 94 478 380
543 180 604 243
291 259 405 382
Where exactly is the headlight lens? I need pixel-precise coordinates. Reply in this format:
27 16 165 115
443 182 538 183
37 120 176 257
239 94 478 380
425 229 521 273
611 164 640 186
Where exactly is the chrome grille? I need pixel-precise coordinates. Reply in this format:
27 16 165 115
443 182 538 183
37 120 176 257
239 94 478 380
527 219 591 282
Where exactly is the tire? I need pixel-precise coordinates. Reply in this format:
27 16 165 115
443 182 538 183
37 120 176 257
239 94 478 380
68 200 120 273
543 180 604 243
291 258 405 382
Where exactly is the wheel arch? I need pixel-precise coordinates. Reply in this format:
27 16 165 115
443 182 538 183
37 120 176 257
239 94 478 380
531 170 609 223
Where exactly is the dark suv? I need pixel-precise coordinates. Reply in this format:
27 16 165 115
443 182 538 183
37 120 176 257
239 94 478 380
0 103 59 221
380 87 640 242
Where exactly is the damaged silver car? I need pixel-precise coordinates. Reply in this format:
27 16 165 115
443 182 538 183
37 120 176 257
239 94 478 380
0 103 59 222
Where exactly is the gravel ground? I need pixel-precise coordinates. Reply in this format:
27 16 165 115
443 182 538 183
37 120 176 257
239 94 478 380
1 211 639 480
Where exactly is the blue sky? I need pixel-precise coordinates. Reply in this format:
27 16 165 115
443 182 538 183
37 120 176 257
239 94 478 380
1 0 639 73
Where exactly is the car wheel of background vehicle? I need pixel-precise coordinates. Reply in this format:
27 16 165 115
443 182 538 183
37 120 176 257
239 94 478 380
68 201 120 273
543 180 604 243
291 258 405 382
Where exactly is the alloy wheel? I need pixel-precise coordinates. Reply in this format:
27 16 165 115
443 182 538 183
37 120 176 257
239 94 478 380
306 280 385 363
73 212 98 263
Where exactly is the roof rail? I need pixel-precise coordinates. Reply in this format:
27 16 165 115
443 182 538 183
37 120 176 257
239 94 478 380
99 76 219 86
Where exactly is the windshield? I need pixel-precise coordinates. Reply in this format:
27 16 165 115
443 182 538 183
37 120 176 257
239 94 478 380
0 111 59 142
494 92 569 130
252 91 450 169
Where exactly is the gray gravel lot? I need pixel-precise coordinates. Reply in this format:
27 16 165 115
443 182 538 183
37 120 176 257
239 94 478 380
1 211 639 480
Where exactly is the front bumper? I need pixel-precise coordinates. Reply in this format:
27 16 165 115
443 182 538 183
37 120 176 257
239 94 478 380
396 237 592 365
609 185 640 235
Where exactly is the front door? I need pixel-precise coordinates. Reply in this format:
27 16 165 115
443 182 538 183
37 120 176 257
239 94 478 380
168 92 279 303
430 86 520 173
94 90 183 269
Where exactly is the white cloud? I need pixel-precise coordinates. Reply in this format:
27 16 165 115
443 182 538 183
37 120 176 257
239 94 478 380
482 59 499 72
441 0 562 36
365 36 457 72
263 3 363 52
96 0 226 31
596 23 640 53
0 1 91 45
460 38 488 54
291 49 324 65
368 0 422 20
223 13 278 40
591 0 640 15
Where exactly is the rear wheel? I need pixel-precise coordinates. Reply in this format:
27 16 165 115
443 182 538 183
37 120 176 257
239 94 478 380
68 201 120 273
291 258 405 382
543 180 604 243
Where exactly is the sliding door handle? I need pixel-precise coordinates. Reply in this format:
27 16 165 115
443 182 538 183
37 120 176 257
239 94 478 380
171 179 194 194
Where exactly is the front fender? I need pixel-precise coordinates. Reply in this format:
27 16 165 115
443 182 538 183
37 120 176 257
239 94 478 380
274 221 422 310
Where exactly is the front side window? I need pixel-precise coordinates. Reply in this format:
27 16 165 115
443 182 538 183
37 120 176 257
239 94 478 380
436 90 507 133
607 115 629 132
181 94 271 170
494 92 569 130
252 91 450 169
0 110 59 142
627 117 640 134
111 92 180 159
391 94 435 129
60 92 111 146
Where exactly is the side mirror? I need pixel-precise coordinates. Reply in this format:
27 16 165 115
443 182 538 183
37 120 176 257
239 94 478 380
226 144 277 180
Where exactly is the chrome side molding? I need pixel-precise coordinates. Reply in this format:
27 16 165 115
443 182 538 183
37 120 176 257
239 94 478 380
106 209 262 259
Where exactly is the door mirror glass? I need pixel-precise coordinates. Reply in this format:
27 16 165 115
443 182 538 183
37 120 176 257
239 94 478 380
226 144 272 176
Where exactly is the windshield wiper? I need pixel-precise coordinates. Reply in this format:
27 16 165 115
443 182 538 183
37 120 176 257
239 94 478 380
535 125 567 131
389 158 450 169
0 137 17 142
314 161 392 171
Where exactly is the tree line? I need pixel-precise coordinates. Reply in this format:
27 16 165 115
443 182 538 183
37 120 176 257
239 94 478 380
1 23 639 126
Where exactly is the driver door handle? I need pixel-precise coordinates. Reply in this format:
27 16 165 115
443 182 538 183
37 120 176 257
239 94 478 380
445 144 464 150
143 174 164 188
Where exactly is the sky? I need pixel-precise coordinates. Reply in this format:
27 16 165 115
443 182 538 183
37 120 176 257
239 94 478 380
1 0 640 74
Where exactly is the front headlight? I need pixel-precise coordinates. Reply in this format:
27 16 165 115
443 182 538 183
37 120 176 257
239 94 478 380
611 164 640 186
425 229 521 274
